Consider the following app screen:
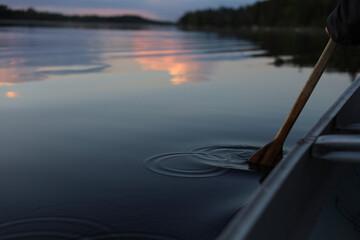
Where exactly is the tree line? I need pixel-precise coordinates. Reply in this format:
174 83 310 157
178 0 339 28
0 5 172 25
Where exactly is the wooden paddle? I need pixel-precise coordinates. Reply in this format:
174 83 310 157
248 38 337 171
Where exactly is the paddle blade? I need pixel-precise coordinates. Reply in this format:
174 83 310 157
247 140 283 171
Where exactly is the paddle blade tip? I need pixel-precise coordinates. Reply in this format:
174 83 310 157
247 140 283 171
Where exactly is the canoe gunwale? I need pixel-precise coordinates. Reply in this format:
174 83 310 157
217 77 360 240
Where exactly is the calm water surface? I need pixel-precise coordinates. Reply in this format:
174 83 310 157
0 26 354 239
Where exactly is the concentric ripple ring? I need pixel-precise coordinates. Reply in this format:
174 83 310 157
144 153 228 178
190 145 260 171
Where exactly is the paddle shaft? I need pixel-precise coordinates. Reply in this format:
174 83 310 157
247 38 337 170
274 39 337 143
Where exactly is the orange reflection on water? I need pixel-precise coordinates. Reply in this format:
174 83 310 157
135 55 204 85
131 36 208 85
0 58 28 85
0 57 46 86
6 91 19 98
0 68 19 85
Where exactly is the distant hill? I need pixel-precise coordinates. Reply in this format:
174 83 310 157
178 0 338 29
0 5 173 26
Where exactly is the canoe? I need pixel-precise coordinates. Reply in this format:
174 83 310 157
217 77 360 240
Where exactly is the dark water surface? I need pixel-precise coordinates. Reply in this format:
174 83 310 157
0 26 355 239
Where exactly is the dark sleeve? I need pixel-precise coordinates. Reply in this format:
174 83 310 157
327 0 360 45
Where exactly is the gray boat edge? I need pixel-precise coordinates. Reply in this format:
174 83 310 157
217 77 360 240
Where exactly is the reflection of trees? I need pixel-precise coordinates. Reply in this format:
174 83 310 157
178 0 360 81
236 30 360 81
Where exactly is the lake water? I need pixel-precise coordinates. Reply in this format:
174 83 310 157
0 26 356 239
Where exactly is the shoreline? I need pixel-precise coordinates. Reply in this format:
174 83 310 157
0 19 175 30
178 25 325 34
0 19 325 34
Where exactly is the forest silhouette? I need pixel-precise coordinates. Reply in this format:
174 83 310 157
178 0 338 28
0 1 340 28
0 5 171 25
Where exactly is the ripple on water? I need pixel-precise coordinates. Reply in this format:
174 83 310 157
90 233 177 240
144 153 228 178
0 217 109 240
144 145 260 178
191 145 260 171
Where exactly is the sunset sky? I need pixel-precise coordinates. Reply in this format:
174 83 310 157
1 0 259 21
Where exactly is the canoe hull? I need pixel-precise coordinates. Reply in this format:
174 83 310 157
218 77 360 240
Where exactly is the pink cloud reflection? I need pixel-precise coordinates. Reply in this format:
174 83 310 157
131 36 209 85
